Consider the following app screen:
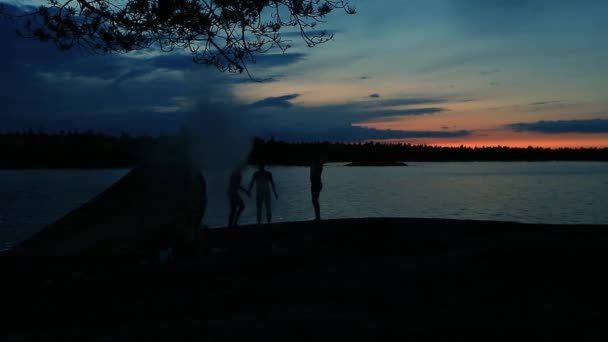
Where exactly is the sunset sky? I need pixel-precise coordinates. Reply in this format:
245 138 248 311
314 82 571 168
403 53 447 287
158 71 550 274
1 0 608 147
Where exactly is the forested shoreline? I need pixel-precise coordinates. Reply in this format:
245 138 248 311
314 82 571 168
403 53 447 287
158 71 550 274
1 131 608 169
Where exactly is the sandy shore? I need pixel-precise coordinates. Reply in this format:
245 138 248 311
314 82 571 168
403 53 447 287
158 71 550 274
3 217 608 339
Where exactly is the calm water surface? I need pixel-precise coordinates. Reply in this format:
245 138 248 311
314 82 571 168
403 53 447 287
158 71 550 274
1 162 607 249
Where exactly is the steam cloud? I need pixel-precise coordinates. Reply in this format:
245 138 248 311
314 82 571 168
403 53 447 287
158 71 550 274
181 70 257 227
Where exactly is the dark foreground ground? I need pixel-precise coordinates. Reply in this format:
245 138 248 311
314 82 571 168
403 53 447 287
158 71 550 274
2 217 608 339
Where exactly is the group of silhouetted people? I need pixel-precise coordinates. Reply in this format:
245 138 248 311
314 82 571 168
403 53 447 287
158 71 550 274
227 160 323 227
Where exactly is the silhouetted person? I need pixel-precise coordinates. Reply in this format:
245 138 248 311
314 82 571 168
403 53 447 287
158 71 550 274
249 163 278 224
228 167 250 227
310 159 324 221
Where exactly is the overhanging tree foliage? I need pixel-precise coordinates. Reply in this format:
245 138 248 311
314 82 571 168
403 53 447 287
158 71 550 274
3 0 355 75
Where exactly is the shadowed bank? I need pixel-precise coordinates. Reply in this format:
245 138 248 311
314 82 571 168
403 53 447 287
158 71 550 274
9 136 206 258
3 215 608 338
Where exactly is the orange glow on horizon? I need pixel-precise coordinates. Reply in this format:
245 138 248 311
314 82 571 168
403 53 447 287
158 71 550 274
355 121 607 149
374 132 608 149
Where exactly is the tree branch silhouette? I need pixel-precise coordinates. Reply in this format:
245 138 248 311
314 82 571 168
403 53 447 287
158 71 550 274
3 0 355 75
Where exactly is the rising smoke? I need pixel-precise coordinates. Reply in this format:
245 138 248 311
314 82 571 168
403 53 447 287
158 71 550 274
181 69 258 227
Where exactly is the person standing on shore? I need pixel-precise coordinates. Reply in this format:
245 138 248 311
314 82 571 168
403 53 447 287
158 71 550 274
310 159 324 221
227 166 250 227
249 163 279 224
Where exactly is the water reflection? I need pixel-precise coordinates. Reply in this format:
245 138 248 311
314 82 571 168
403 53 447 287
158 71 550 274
2 162 608 247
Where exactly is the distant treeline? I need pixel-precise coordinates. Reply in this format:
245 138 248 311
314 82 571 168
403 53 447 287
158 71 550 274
0 131 152 169
1 131 608 169
253 139 608 164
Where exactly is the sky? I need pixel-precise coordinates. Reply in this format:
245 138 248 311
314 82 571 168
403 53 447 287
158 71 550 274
1 0 608 147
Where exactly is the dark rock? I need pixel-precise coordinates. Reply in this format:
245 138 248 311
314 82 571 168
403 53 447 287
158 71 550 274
11 142 206 258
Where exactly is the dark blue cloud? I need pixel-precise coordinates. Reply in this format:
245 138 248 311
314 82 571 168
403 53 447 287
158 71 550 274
144 53 198 70
368 93 380 98
0 6 311 135
508 119 608 134
280 30 339 38
246 94 455 142
296 99 447 124
259 124 471 142
339 98 447 123
520 101 570 112
0 4 470 143
358 97 446 108
247 95 449 127
489 100 571 112
362 108 446 123
252 53 307 67
349 128 470 140
249 94 300 109
528 101 560 106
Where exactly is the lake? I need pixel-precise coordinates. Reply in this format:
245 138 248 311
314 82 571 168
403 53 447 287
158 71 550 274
1 162 607 250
